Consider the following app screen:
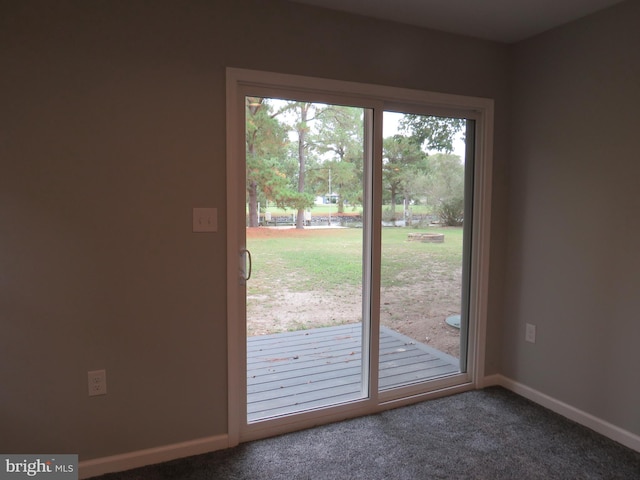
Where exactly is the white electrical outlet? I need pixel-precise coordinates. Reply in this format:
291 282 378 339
525 323 536 343
88 369 107 396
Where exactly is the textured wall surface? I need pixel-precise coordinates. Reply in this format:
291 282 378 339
505 0 640 437
0 0 509 459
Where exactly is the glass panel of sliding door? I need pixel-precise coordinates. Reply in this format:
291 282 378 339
379 111 469 391
245 97 371 421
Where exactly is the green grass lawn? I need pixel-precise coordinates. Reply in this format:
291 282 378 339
247 226 463 294
380 227 462 287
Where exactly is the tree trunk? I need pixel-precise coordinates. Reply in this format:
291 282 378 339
248 180 259 227
337 188 344 214
246 105 260 228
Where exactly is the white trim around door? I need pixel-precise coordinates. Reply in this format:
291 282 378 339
226 67 494 446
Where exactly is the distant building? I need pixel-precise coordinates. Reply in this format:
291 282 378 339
315 193 339 205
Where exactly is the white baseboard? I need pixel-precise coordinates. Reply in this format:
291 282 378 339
79 377 639 477
485 374 640 453
78 434 229 479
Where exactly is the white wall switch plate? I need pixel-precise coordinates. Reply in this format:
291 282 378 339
193 207 217 232
525 323 536 343
88 369 107 396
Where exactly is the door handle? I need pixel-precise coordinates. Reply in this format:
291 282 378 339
240 249 252 282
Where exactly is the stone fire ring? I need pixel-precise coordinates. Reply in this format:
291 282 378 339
407 232 445 243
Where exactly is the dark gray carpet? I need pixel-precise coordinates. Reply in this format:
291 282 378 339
93 387 640 479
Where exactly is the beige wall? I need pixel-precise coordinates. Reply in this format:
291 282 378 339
506 0 640 436
0 0 509 459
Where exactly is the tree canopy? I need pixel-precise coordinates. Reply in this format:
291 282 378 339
245 99 465 227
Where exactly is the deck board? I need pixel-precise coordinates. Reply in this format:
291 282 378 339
247 324 459 422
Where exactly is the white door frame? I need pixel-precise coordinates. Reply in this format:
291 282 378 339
226 67 494 446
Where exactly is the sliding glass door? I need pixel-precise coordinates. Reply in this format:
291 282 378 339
244 98 373 422
378 111 473 393
226 68 492 442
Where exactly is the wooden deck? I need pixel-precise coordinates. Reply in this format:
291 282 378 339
247 324 459 422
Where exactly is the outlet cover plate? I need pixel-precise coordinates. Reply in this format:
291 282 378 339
525 323 536 343
193 207 217 232
88 369 107 396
